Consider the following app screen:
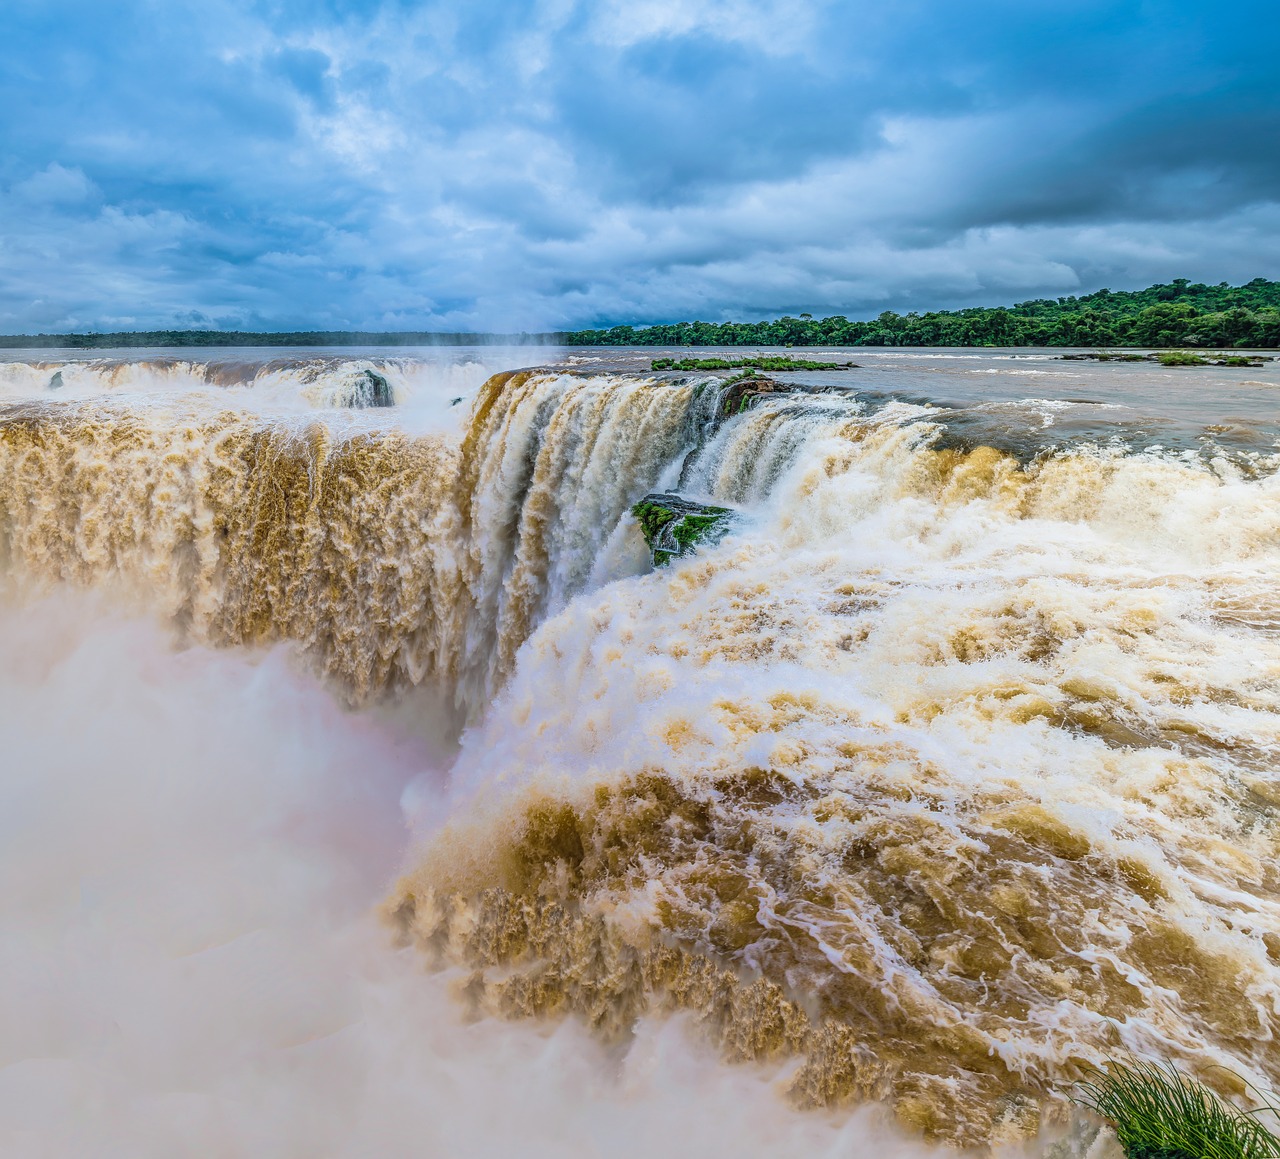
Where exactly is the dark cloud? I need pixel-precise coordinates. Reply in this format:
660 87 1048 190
0 0 1277 331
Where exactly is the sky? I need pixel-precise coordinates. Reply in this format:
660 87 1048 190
1 0 1278 333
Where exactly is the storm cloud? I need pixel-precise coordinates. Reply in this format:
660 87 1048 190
1 0 1277 331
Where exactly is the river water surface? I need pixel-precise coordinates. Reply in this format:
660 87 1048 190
1 346 1276 1156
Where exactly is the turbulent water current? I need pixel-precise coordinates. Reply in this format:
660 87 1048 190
2 346 1278 1155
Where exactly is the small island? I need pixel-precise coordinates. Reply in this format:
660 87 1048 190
651 355 856 372
1059 351 1272 367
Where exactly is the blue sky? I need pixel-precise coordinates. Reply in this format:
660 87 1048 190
2 0 1278 332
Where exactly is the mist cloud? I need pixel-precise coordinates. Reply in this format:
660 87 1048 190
0 591 943 1157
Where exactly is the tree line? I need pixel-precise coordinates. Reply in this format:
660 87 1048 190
564 278 1280 348
4 279 1278 350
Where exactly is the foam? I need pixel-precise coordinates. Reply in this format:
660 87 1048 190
0 592 966 1159
2 365 1278 1147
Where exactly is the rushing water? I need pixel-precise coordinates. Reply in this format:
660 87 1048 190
1 346 1277 1155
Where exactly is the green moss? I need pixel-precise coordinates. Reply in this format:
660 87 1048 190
1075 1059 1280 1159
1154 351 1211 366
712 375 800 421
632 492 736 566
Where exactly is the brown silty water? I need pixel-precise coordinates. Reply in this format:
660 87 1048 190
2 347 1277 1148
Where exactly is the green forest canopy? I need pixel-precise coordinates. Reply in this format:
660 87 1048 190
2 279 1278 349
565 278 1280 348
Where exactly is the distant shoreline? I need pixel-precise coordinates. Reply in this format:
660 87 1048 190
5 277 1278 350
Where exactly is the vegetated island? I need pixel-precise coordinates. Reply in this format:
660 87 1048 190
568 278 1280 349
1066 350 1271 367
651 355 857 371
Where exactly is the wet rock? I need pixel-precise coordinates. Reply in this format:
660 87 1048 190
357 368 394 407
716 375 802 421
632 492 737 566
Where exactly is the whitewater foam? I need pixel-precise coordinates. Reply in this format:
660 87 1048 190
391 374 1280 1144
0 593 978 1159
1 357 1277 1149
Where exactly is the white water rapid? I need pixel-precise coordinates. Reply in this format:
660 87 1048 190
1 350 1276 1155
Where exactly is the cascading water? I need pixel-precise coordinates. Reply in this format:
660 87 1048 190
0 366 697 714
1 352 1278 1151
0 356 411 407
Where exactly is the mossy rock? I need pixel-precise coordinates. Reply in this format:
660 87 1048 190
715 375 803 420
632 492 737 566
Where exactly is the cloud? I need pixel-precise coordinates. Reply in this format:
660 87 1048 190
587 0 820 54
0 0 1277 331
10 164 99 207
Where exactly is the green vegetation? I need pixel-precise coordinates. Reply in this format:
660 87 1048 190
1075 1060 1280 1159
1064 350 1269 367
651 355 856 371
632 493 736 566
567 278 1280 349
8 278 1279 351
712 375 797 419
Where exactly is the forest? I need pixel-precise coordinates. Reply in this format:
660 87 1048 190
564 278 1280 348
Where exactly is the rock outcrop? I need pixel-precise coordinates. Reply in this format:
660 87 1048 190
632 492 737 566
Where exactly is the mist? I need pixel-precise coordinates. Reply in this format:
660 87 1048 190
0 590 953 1158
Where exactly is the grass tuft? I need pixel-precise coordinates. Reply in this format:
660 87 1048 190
1075 1059 1280 1159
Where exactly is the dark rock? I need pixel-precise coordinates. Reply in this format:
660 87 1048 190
357 368 394 407
716 375 801 421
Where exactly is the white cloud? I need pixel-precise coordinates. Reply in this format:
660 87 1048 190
11 164 99 207
588 0 819 54
0 0 1277 331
